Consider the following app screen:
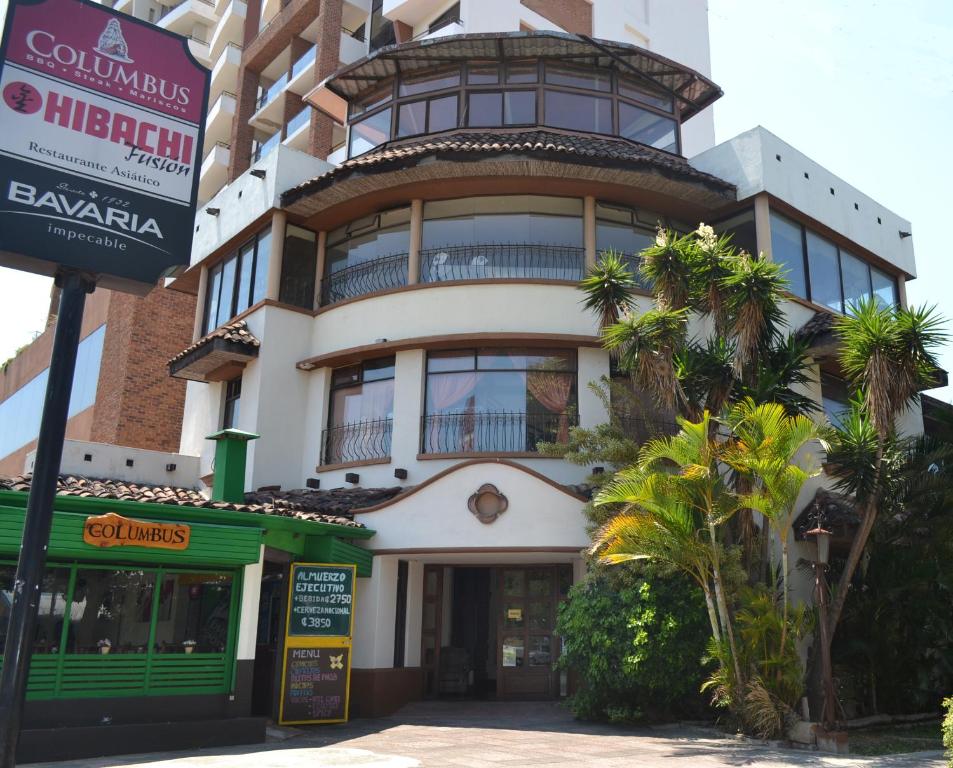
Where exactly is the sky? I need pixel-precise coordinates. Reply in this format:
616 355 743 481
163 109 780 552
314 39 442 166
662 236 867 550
1 0 951 396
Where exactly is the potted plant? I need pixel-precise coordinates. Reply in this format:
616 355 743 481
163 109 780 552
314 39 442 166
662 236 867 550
97 638 112 656
183 639 197 655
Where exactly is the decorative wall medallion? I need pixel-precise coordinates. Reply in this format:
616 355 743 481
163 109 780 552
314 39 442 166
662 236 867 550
468 483 508 524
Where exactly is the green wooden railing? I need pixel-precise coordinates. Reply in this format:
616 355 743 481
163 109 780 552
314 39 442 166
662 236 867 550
2 653 230 700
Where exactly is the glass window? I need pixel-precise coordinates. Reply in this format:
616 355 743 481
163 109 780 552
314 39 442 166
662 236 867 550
153 572 233 654
278 225 317 309
235 242 255 316
325 357 395 463
350 82 392 117
397 100 426 137
428 94 458 132
596 205 654 283
348 107 391 157
544 90 612 134
67 569 157 654
871 267 898 308
398 68 460 97
770 213 807 299
618 76 673 112
806 232 843 313
327 208 411 276
0 566 71 654
467 92 502 127
216 257 236 329
619 102 677 152
252 228 271 306
467 65 499 85
203 229 271 335
544 63 611 92
504 90 535 124
505 62 537 84
714 210 757 257
423 348 577 453
821 373 851 429
840 250 872 314
223 377 241 429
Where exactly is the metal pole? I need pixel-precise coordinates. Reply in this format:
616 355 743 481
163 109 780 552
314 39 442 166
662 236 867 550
0 270 95 767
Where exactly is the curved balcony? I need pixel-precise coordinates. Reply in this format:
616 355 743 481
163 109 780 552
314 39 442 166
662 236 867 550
419 244 584 283
421 411 577 455
321 253 409 305
321 418 393 465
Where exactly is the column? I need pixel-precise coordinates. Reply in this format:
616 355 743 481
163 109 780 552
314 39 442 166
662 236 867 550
577 347 610 428
265 210 288 301
192 264 208 341
390 349 425 469
404 560 424 667
308 0 343 159
230 546 264 714
352 555 399 669
584 195 597 270
407 199 423 284
314 230 327 309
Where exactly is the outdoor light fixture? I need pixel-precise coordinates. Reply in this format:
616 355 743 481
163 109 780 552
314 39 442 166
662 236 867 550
165 463 176 472
592 466 604 475
394 468 408 480
205 207 220 216
899 230 912 239
249 169 267 179
305 478 320 489
298 361 316 371
345 472 360 484
805 525 832 565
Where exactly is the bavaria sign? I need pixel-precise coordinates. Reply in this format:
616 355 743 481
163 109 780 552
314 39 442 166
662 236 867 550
0 0 209 293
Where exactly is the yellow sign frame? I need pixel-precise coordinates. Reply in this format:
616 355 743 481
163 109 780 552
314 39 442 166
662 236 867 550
278 562 357 726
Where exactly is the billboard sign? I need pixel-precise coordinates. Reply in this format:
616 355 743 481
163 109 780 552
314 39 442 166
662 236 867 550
0 0 209 293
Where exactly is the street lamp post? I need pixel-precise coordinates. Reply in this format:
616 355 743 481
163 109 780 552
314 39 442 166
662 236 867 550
805 524 837 729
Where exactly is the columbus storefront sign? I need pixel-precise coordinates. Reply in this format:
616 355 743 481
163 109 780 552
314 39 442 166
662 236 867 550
83 512 190 550
0 0 209 291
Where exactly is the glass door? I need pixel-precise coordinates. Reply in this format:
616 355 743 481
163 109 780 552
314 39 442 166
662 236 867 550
497 567 558 699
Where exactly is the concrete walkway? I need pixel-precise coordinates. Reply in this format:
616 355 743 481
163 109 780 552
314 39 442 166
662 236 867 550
26 701 946 768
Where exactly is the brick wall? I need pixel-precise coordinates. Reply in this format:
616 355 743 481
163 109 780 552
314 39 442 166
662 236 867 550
89 286 196 453
520 0 592 34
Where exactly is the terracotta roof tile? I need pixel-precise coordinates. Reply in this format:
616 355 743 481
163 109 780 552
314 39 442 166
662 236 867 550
282 129 735 207
0 474 384 529
795 310 837 342
168 320 260 366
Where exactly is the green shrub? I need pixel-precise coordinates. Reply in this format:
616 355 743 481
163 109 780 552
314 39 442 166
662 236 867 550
556 566 709 722
943 696 953 767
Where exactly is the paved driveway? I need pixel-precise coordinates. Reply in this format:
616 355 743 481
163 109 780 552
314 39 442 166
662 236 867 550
27 701 946 768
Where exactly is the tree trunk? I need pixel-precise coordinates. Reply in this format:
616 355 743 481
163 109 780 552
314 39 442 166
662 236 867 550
702 581 722 643
709 521 744 692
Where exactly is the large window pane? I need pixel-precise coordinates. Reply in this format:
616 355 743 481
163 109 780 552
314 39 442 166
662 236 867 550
619 102 677 152
68 570 157 654
618 76 673 112
544 90 612 134
770 213 807 299
399 68 460 97
505 62 537 84
252 228 271 305
0 566 71 654
204 264 222 334
278 226 317 309
871 267 898 308
544 64 611 92
397 100 426 137
216 256 236 328
467 92 502 127
349 107 391 157
504 90 535 124
840 250 872 315
154 572 233 654
821 373 851 429
428 95 458 132
327 209 411 273
234 242 255 315
806 232 842 313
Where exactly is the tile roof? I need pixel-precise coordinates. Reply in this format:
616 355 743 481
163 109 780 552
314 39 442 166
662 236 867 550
0 474 398 529
282 129 735 207
795 310 837 342
168 320 260 366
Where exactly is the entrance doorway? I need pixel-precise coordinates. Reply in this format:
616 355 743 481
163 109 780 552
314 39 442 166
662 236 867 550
421 564 572 700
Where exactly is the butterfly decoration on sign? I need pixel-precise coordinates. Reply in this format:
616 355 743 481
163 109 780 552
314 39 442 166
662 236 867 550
329 654 344 670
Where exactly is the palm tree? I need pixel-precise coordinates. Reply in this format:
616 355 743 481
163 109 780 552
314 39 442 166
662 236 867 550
725 399 821 653
827 298 946 635
593 413 746 692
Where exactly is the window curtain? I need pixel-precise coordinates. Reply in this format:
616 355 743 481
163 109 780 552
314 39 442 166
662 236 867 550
427 374 477 452
527 371 572 442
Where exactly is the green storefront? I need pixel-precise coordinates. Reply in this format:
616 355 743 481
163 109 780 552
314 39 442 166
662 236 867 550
0 432 374 762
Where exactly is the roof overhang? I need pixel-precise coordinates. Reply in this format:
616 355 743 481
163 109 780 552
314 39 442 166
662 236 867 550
168 321 261 383
307 31 722 122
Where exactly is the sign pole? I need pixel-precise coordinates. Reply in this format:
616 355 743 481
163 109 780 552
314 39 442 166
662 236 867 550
0 269 95 768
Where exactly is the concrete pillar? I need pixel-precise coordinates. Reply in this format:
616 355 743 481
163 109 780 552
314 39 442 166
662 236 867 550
584 195 596 270
236 546 265 661
408 199 423 284
577 347 610 428
265 210 288 301
390 349 425 471
314 230 327 308
352 555 398 669
897 274 908 309
753 193 772 259
192 264 209 341
404 560 423 667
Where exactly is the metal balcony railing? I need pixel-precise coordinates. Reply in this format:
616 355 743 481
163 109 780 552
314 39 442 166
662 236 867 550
419 244 585 283
321 253 409 305
321 418 393 465
421 411 578 455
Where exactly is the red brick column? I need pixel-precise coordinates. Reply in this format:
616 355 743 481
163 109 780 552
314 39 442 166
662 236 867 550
308 0 342 159
228 0 264 180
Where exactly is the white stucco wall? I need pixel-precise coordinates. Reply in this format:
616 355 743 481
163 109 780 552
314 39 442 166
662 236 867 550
352 554 399 668
691 127 916 277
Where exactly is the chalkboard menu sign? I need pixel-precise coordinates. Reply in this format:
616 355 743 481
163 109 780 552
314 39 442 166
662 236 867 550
288 564 355 638
279 645 350 724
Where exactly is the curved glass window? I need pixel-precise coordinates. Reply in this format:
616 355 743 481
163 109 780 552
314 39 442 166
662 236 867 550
596 202 657 289
324 207 410 303
421 196 584 282
345 60 680 158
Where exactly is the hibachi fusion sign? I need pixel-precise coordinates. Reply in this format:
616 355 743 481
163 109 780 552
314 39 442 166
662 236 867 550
0 0 208 291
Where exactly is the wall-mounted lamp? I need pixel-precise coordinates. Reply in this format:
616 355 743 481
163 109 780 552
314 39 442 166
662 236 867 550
345 472 360 485
165 463 177 472
394 468 408 480
899 230 912 239
249 169 267 179
374 338 388 344
205 207 220 216
305 477 320 489
592 466 605 475
297 361 316 371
